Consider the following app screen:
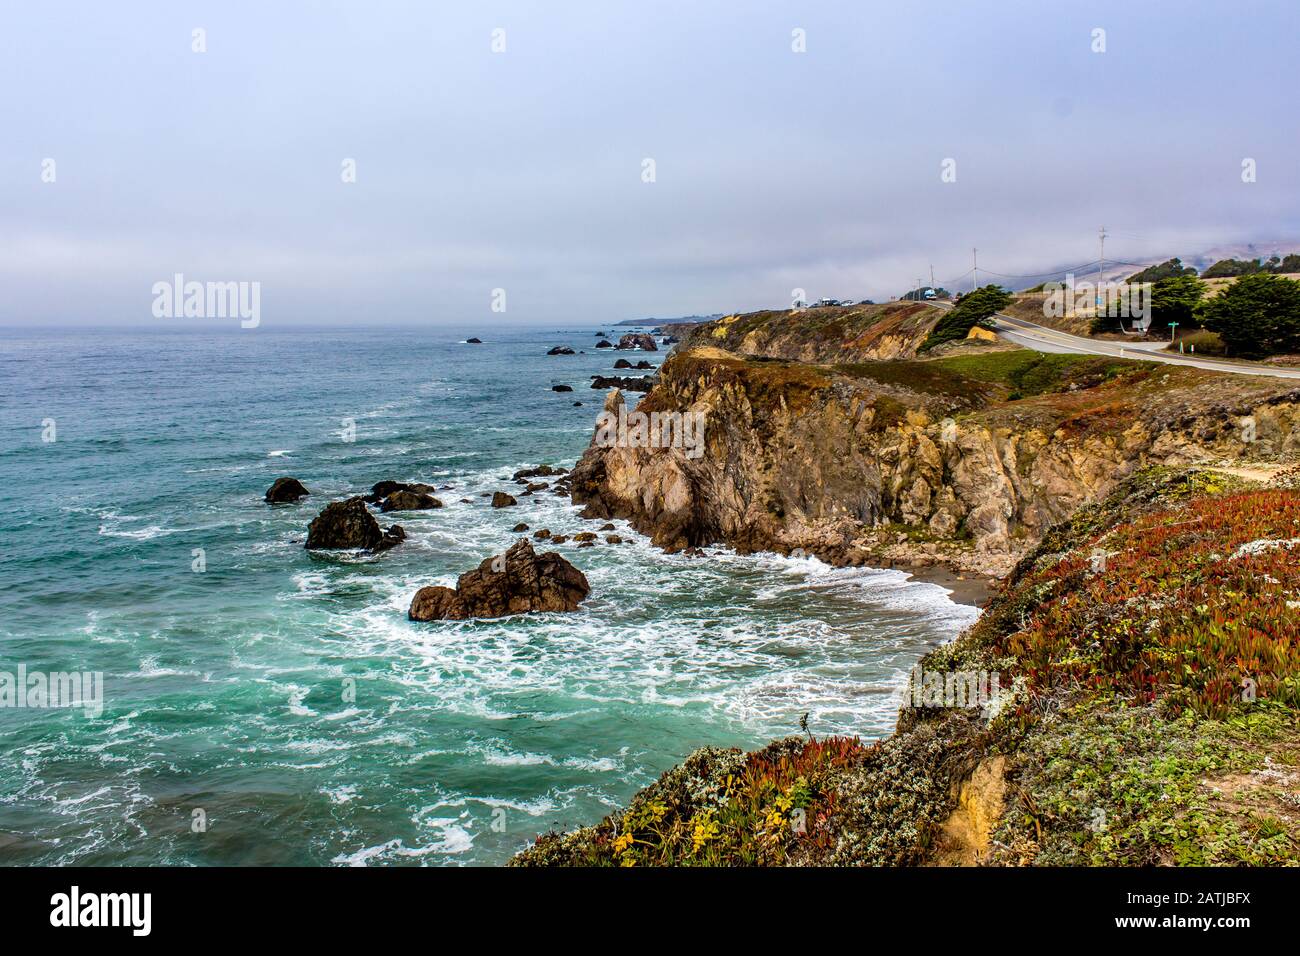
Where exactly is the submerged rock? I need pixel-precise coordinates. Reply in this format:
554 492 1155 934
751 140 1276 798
547 346 575 355
265 477 310 503
408 539 590 620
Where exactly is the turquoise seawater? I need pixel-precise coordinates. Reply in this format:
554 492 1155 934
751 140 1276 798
0 324 978 865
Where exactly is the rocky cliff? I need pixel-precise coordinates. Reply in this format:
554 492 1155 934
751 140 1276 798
515 466 1300 866
571 311 1300 575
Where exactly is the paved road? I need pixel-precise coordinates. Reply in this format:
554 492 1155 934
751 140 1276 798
925 301 1300 380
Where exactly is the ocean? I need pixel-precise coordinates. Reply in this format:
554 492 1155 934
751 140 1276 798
0 324 979 866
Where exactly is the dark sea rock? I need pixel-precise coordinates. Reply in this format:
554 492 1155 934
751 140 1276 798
305 497 403 552
613 358 633 369
491 492 518 508
547 346 575 355
408 539 590 621
513 465 566 480
616 333 657 351
551 384 573 392
365 480 438 504
379 489 443 512
377 525 406 552
466 337 482 344
265 477 310 503
590 375 654 392
595 340 613 349
512 522 529 532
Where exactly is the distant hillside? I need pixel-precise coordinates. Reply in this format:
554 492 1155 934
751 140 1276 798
616 314 723 327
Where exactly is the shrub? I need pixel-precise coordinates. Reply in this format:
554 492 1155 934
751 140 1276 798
1126 257 1197 284
1197 272 1300 356
1201 257 1267 279
1168 329 1225 355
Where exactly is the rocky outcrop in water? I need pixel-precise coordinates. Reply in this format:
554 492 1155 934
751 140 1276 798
590 375 654 392
514 465 566 480
305 497 405 552
379 489 443 512
408 539 590 620
265 477 310 503
616 333 657 351
364 480 440 504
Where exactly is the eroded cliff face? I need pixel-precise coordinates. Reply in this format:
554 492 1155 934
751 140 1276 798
570 344 1300 575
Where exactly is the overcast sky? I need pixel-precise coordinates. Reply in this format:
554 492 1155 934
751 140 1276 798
2 0 1298 327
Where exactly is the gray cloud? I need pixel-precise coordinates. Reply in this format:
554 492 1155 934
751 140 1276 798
2 0 1297 326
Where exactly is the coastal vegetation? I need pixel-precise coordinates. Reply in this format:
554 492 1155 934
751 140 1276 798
919 284 1013 351
1198 272 1300 357
515 468 1300 866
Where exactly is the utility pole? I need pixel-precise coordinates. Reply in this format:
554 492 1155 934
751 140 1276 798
930 264 936 293
1097 226 1107 303
972 248 979 292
